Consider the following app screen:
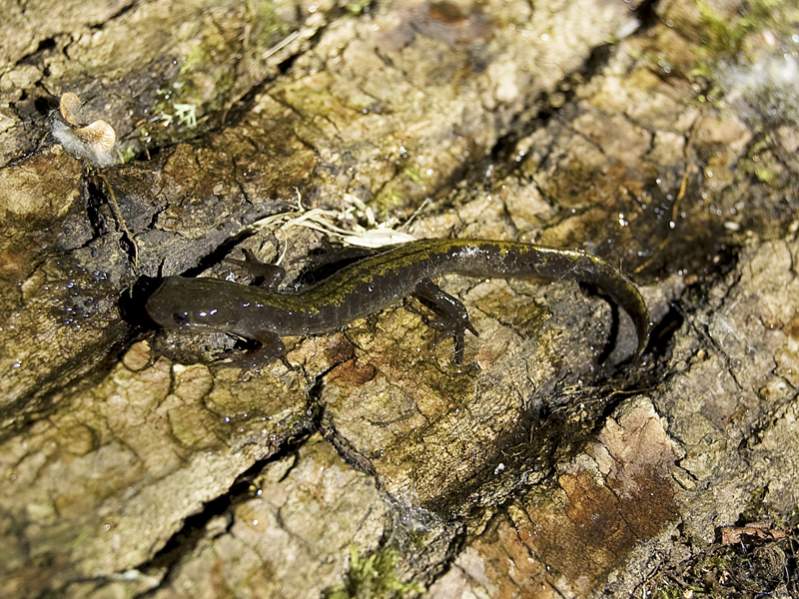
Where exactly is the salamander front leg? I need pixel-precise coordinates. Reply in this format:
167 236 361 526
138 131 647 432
230 330 292 370
226 249 286 290
413 278 479 364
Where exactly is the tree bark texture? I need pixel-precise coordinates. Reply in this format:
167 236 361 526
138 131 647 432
1 0 798 597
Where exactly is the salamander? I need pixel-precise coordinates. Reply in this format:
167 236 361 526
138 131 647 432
145 238 650 366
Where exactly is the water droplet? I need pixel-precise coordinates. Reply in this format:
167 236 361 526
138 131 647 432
724 221 740 231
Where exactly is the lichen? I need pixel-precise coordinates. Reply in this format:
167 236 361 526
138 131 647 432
146 1 295 147
323 546 422 599
246 0 293 46
344 0 372 16
689 0 798 100
696 0 782 59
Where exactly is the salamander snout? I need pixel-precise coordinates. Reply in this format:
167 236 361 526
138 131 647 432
144 278 188 329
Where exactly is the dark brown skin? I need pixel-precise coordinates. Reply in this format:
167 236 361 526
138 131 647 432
145 239 651 365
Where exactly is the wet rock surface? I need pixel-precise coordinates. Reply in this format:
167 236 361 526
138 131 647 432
1 0 798 597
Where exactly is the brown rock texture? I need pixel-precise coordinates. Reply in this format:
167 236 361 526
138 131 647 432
1 0 798 597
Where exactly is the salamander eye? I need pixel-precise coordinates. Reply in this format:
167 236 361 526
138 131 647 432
172 311 190 325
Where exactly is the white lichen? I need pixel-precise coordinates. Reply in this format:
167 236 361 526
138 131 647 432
720 50 799 125
159 102 198 129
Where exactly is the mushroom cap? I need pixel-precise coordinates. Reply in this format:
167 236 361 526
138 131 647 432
75 120 116 153
59 92 83 126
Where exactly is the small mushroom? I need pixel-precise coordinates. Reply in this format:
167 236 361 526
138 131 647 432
74 120 116 155
51 92 117 167
59 92 83 126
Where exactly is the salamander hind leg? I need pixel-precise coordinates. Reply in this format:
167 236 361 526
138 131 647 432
413 278 479 364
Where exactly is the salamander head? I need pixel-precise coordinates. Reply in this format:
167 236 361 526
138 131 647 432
145 276 237 333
